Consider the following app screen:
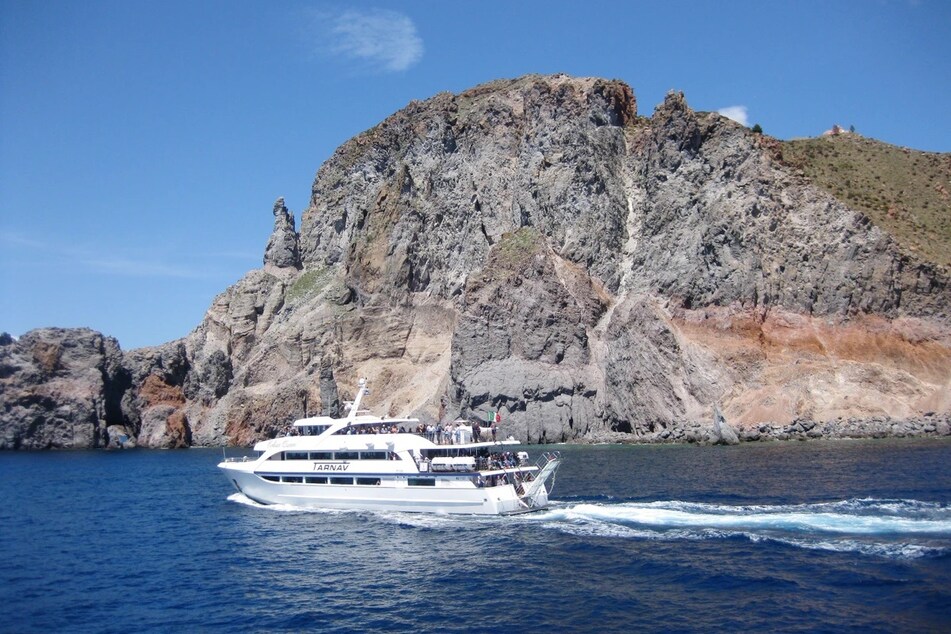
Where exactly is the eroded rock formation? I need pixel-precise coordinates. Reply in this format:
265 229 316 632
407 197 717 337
2 74 949 448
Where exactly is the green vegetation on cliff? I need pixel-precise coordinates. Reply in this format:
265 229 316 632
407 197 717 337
286 267 332 302
781 134 951 267
492 227 545 272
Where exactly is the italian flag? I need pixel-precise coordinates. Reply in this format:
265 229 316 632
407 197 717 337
488 411 501 423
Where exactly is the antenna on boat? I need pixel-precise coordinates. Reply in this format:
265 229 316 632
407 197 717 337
346 377 369 421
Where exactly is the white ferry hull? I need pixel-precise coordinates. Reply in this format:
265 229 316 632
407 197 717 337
222 465 542 515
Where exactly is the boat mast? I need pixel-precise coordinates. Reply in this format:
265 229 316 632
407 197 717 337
346 378 369 421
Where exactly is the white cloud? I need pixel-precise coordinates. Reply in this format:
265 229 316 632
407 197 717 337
717 105 749 127
328 9 423 72
80 256 211 280
1 232 218 280
0 231 48 250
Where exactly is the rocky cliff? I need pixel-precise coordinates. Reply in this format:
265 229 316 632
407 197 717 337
2 74 950 448
0 329 132 449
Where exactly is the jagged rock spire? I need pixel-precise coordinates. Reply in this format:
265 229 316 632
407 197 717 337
263 196 301 269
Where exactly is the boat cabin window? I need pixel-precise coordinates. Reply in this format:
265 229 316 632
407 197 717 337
408 478 436 487
334 451 359 460
285 452 309 461
297 424 329 436
281 476 303 483
330 477 353 485
309 452 333 460
305 476 328 484
356 477 381 486
261 475 280 482
360 451 387 460
421 447 482 459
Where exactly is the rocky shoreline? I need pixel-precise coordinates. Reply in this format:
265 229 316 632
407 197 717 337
574 413 951 446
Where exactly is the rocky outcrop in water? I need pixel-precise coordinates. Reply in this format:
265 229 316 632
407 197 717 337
0 329 133 449
2 74 949 448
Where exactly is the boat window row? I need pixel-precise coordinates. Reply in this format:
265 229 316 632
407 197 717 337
260 475 382 486
268 450 399 461
258 475 437 487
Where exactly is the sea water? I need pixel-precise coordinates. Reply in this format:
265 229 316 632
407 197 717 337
1 439 949 632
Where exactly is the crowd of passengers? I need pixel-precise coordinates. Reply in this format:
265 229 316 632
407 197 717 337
417 421 498 444
477 468 535 489
324 420 499 444
474 451 525 471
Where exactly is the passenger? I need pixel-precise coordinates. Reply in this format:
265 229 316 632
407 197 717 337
491 421 497 441
472 423 481 442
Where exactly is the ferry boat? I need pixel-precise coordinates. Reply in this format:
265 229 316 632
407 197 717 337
218 379 561 515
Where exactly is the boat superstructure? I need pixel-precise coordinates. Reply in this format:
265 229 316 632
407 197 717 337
218 379 561 515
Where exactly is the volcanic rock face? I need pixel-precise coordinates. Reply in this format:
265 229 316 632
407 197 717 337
3 74 950 448
0 329 132 449
449 228 608 442
299 76 637 299
633 92 947 319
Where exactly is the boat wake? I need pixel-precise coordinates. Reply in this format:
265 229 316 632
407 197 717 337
532 498 951 560
226 492 950 560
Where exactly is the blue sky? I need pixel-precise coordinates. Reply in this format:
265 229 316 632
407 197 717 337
2 0 949 349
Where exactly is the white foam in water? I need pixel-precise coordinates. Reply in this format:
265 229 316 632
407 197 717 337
226 493 949 559
373 510 493 530
752 534 948 559
226 492 349 515
556 500 951 535
534 498 951 560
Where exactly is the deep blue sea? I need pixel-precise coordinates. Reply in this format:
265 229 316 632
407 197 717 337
2 439 950 633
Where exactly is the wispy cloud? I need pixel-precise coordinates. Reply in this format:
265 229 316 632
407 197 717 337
80 256 213 280
717 105 749 127
325 8 423 72
0 231 49 250
0 232 223 280
202 249 261 261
